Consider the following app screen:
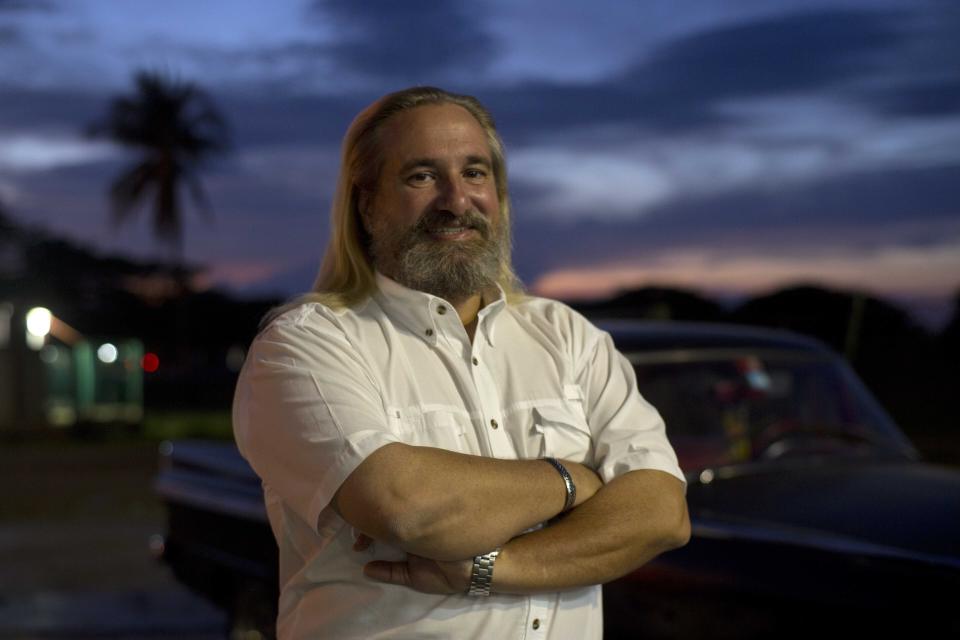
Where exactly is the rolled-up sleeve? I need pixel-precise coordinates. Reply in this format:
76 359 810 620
232 309 401 532
576 330 686 488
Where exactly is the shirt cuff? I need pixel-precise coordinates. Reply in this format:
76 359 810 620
598 451 688 493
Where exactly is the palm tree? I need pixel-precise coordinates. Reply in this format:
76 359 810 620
89 71 230 269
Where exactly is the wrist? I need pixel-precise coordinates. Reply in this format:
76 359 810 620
543 457 576 512
467 548 501 596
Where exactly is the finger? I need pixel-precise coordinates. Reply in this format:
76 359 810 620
364 561 410 586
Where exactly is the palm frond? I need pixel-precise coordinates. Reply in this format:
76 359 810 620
108 160 156 226
154 166 182 245
89 69 232 257
184 171 213 222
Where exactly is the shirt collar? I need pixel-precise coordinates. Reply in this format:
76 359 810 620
373 271 506 347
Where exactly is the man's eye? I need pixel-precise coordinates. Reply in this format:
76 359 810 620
464 169 487 181
407 172 434 185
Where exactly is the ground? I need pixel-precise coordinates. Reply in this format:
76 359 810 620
0 431 228 639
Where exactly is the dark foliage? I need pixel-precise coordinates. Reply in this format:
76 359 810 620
572 287 726 322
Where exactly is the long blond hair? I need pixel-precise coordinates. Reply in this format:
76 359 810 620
262 87 523 327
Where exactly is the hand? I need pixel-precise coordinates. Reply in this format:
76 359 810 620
363 554 473 594
354 531 473 594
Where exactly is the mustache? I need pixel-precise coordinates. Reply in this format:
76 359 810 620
411 210 491 239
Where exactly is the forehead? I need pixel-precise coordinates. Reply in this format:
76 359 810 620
377 103 492 170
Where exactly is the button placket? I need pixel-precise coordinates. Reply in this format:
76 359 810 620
526 595 553 636
467 343 511 458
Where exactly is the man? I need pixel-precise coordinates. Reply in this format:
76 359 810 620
233 86 689 639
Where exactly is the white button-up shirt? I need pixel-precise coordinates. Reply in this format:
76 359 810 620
233 273 684 639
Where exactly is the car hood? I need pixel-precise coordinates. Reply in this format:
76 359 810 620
687 458 960 566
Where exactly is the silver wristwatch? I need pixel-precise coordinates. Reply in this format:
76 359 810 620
467 548 501 596
544 457 577 512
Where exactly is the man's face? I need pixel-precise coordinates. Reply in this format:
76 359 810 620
363 103 506 302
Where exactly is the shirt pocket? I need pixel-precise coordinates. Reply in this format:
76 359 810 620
531 403 594 465
386 406 468 453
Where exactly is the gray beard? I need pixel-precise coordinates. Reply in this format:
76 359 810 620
370 209 507 303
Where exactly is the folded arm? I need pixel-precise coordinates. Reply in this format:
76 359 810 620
491 468 689 592
333 443 603 561
362 468 689 594
361 324 690 594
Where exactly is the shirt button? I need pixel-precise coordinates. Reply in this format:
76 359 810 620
425 329 434 337
490 419 498 429
532 619 541 630
472 357 479 365
437 305 447 315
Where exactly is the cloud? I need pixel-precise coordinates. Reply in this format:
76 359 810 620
0 0 56 12
3 0 956 325
5 147 331 267
216 90 363 149
638 162 960 232
0 134 117 170
0 24 22 47
869 79 960 118
0 85 106 130
506 160 960 289
309 0 498 83
628 8 905 103
504 94 960 223
478 7 912 143
0 81 360 156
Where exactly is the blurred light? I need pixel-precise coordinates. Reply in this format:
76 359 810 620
141 352 160 372
148 533 166 559
39 344 59 363
226 345 246 372
26 307 52 337
699 469 715 485
0 302 12 348
26 332 45 351
97 342 118 363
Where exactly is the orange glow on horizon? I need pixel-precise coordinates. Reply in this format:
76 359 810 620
196 261 294 291
530 244 960 302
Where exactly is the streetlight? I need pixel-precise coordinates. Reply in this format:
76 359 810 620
25 307 52 350
24 306 83 350
97 343 118 364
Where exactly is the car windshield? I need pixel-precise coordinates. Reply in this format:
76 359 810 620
630 348 916 471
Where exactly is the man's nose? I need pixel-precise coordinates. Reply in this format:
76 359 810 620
435 177 470 216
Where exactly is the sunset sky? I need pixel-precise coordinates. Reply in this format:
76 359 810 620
2 0 958 327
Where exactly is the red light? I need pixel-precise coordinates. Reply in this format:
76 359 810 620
141 352 160 373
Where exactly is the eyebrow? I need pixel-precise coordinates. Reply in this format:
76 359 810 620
398 155 492 174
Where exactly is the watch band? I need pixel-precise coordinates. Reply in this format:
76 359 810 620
467 548 501 596
544 457 576 512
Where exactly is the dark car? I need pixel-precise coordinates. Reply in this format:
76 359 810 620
153 321 960 638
